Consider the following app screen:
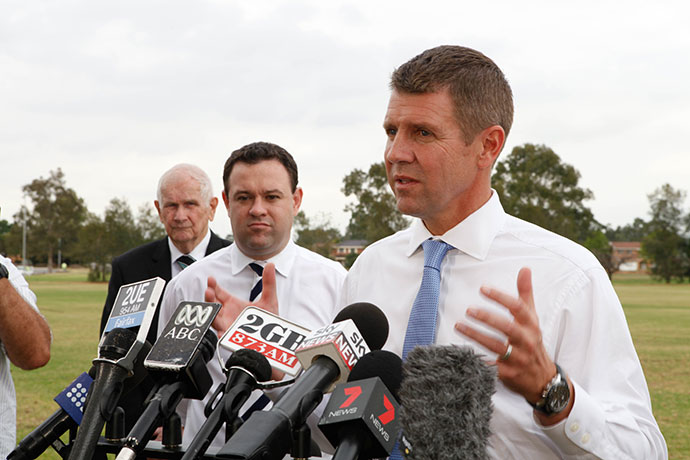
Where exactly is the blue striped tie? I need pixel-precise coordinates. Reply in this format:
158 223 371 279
391 239 452 460
248 263 263 302
242 261 271 419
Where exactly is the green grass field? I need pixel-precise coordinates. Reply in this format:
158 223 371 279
10 270 690 459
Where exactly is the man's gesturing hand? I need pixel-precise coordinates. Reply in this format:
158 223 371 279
206 263 279 337
455 267 568 419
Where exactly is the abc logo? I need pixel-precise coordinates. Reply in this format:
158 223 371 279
175 304 213 327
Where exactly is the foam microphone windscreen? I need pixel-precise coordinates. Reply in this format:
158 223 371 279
333 302 389 351
400 345 496 460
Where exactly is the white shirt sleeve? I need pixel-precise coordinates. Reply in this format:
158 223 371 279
537 267 667 459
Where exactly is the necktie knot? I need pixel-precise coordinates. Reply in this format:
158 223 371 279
422 239 452 271
176 254 196 271
249 262 264 277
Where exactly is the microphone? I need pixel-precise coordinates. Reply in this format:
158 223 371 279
181 349 272 460
333 302 389 351
66 328 140 460
216 302 389 460
319 350 403 460
9 339 152 460
398 345 496 460
114 301 221 460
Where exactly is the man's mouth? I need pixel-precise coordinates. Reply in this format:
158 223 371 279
393 174 418 186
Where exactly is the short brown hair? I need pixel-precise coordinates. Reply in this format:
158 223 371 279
391 45 513 144
223 142 299 195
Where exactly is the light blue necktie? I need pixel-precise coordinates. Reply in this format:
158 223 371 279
402 239 452 359
391 239 452 460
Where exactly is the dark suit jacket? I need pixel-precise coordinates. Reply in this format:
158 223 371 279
98 230 230 431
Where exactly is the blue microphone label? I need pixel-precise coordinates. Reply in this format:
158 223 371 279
54 372 94 425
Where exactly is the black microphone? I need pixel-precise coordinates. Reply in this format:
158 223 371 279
216 302 390 460
114 301 221 460
181 348 272 460
66 328 140 460
8 339 152 460
333 302 389 352
319 350 403 460
398 345 496 460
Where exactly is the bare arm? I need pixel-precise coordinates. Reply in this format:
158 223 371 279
0 278 51 370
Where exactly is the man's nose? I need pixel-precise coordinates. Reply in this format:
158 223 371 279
385 134 414 164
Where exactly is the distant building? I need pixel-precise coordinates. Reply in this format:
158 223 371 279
611 241 648 273
332 239 367 265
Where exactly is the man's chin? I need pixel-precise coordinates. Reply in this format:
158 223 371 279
395 199 422 218
170 230 195 244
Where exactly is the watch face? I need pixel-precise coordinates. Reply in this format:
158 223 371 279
546 381 570 413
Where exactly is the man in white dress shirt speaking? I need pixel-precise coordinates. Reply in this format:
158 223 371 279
158 142 346 455
339 45 667 459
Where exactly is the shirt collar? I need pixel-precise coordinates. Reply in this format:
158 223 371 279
230 239 297 278
405 190 506 260
168 230 211 262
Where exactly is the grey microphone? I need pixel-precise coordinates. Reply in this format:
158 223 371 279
399 345 496 460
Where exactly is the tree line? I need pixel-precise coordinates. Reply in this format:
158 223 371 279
2 144 689 283
0 169 166 280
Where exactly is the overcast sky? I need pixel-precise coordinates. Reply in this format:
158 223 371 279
2 0 688 239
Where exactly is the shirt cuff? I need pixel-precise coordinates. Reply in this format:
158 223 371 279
534 380 606 457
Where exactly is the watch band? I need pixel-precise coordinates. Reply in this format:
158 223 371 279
0 263 9 280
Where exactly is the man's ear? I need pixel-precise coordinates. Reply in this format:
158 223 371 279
208 197 219 221
477 125 506 169
292 187 303 215
222 191 230 211
154 200 163 222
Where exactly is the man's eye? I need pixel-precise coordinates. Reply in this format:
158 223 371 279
385 128 397 137
419 129 431 136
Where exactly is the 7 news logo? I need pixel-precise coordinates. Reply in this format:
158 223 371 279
329 382 396 428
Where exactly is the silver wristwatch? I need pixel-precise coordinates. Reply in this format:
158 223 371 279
529 363 570 415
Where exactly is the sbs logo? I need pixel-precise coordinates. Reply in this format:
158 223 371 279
175 304 213 327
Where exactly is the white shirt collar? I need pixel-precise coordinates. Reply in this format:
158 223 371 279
168 229 212 263
405 190 506 261
229 239 297 279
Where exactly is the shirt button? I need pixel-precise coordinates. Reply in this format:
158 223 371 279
569 423 580 433
581 433 591 444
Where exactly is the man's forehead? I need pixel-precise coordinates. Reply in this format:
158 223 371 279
228 160 292 190
160 178 204 203
384 91 455 126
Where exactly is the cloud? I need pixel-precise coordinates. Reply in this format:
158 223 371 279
1 0 689 238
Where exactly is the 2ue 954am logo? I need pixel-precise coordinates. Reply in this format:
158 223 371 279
220 306 311 376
